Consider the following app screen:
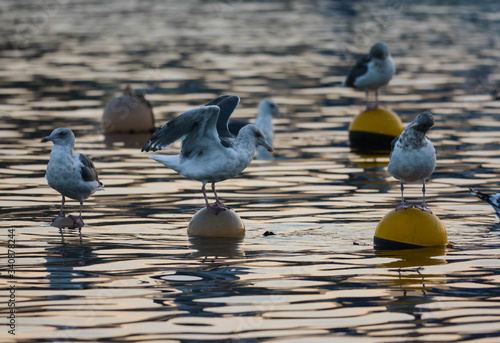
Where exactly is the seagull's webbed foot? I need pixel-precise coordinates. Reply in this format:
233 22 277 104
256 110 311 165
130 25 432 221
68 215 85 227
218 203 231 209
207 204 227 215
365 104 378 111
415 204 433 214
395 202 412 211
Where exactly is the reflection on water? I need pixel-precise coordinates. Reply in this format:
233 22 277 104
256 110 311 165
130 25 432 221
1 0 500 342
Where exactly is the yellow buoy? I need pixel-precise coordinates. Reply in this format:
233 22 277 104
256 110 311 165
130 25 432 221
349 107 403 151
374 207 447 249
188 208 245 238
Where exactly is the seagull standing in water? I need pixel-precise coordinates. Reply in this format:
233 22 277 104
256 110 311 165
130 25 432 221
387 111 436 213
228 98 284 159
469 188 500 219
42 128 104 227
142 95 273 215
344 42 395 110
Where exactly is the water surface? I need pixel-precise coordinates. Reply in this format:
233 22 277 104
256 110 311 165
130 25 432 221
2 1 500 342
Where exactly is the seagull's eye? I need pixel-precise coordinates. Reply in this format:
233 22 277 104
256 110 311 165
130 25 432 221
256 132 262 137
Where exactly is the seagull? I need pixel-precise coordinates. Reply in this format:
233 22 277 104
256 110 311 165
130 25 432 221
141 95 273 215
228 98 284 159
469 188 500 219
344 42 395 110
41 128 104 227
387 111 435 213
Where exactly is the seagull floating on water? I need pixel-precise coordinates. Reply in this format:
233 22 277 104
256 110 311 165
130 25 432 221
228 98 284 159
469 188 500 219
141 95 273 215
387 111 435 213
344 42 395 110
42 128 104 227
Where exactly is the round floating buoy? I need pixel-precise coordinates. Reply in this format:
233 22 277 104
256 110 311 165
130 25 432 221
50 216 80 229
102 85 155 134
188 208 245 238
349 108 403 151
374 207 447 249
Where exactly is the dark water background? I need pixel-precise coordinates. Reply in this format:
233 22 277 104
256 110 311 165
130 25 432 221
2 1 500 342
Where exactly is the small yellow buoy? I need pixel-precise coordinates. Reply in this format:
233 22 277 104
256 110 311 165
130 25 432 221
374 207 447 249
349 107 403 151
102 85 155 134
188 208 245 238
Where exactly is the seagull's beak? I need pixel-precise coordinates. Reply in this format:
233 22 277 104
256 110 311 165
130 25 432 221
263 142 273 153
41 136 50 143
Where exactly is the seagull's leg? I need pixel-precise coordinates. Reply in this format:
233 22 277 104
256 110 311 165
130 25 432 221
69 200 85 227
212 183 230 209
202 184 223 215
51 195 66 224
395 181 412 211
202 184 211 208
366 90 378 111
55 195 65 219
416 179 433 213
59 195 65 216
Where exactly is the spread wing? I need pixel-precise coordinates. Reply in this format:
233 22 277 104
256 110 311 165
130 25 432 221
141 105 222 159
344 54 370 88
79 153 100 183
204 95 240 142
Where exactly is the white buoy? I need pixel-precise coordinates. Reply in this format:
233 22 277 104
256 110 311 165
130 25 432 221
50 216 81 229
188 208 245 238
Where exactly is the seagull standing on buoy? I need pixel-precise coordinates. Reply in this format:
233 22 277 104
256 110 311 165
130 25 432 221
142 95 273 215
42 128 104 227
387 111 436 213
344 42 395 110
469 188 500 219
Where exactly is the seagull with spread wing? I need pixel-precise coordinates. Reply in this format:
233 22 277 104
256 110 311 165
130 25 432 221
142 95 273 215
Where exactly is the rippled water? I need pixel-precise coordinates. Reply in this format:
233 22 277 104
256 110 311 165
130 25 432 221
2 1 500 342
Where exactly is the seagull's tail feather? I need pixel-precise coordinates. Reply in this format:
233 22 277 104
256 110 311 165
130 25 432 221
469 188 490 202
469 187 500 211
149 155 180 170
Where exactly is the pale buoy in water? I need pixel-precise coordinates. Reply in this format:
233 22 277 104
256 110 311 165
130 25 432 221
102 85 155 134
51 216 80 229
348 107 403 152
374 207 447 249
188 208 245 238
